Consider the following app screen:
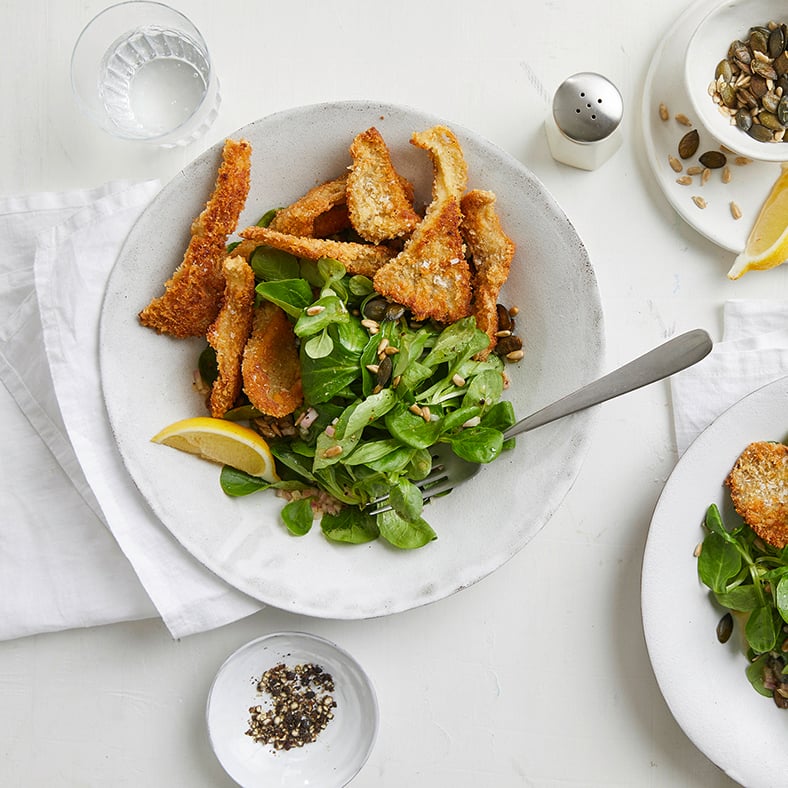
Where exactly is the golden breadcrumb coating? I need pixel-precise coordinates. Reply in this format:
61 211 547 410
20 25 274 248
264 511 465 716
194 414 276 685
410 125 467 204
726 441 788 548
238 225 395 278
372 125 472 324
269 175 350 238
373 198 471 323
242 300 303 418
347 127 420 243
139 138 252 337
461 189 516 357
206 256 256 418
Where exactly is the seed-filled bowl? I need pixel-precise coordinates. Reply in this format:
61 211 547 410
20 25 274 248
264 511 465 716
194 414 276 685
206 632 379 788
685 0 788 162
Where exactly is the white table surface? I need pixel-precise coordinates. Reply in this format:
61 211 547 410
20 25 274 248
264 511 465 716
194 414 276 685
2 0 787 786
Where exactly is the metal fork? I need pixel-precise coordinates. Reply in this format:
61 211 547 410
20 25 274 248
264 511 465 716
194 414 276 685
367 328 712 515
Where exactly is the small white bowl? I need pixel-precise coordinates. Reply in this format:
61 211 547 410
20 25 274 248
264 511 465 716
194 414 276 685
206 632 378 787
685 0 788 161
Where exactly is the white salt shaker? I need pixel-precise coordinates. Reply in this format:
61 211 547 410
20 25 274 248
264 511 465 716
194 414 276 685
545 72 623 171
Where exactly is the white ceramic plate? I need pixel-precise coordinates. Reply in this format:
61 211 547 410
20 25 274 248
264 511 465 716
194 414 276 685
100 100 604 619
206 631 378 788
641 0 782 253
642 375 788 787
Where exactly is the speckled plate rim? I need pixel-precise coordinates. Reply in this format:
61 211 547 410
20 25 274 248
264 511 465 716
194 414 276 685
99 100 604 619
642 375 788 787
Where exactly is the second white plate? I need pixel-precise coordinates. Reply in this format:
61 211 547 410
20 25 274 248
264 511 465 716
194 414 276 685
642 375 788 787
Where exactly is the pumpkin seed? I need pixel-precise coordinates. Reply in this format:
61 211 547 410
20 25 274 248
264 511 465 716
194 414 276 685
748 122 774 141
678 129 700 158
735 108 754 131
759 110 784 130
716 612 733 644
750 74 769 97
752 57 778 79
699 150 727 168
778 95 788 124
715 59 733 81
769 26 785 58
750 28 769 54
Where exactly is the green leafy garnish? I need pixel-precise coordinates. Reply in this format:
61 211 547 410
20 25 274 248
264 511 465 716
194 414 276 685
207 241 517 549
697 503 788 700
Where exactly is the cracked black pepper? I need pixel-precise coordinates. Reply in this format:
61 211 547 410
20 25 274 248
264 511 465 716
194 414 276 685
245 662 337 750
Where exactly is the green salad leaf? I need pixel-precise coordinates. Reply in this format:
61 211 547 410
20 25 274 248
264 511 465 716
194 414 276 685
697 502 788 702
208 241 518 549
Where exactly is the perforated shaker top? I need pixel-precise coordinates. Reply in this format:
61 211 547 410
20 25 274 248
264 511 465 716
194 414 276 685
552 72 623 144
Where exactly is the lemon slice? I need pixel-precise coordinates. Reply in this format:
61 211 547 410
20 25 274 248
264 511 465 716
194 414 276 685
728 163 788 280
151 416 279 481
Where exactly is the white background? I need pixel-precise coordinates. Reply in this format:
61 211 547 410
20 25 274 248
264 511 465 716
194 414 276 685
2 0 787 785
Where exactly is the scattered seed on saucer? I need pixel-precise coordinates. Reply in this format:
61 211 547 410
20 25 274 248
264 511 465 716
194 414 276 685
678 129 700 158
692 195 708 209
699 150 727 169
659 102 670 121
668 154 683 172
730 200 743 219
675 112 693 126
735 156 752 165
686 165 704 176
722 165 732 183
676 175 693 185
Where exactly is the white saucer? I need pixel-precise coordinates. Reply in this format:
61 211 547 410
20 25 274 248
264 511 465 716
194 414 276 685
641 0 782 253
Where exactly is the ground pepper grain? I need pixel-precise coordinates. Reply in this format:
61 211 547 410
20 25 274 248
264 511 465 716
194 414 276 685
245 662 337 751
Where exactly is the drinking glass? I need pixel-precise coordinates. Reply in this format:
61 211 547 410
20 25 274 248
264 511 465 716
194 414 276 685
71 1 221 147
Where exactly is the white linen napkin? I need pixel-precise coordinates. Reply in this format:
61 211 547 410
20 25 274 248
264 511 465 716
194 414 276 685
0 182 261 641
670 299 788 455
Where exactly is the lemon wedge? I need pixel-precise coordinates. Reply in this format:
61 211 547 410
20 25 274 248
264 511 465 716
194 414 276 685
728 163 788 280
151 416 279 482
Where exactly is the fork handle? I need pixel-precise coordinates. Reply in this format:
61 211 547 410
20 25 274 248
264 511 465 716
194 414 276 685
502 328 712 441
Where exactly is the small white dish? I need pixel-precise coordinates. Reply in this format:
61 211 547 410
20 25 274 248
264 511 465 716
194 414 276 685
685 0 788 162
206 632 378 788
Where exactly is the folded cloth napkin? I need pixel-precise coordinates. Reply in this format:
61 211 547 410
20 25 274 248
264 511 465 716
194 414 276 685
0 182 262 641
670 299 788 456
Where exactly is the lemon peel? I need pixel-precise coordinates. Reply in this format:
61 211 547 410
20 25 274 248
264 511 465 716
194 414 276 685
728 163 788 280
151 416 279 482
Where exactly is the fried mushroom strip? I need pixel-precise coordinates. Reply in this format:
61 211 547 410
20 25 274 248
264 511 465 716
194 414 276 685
139 138 252 337
206 256 256 418
268 175 350 237
372 125 471 323
347 127 420 243
461 189 516 358
726 441 788 548
242 300 303 418
239 225 395 278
